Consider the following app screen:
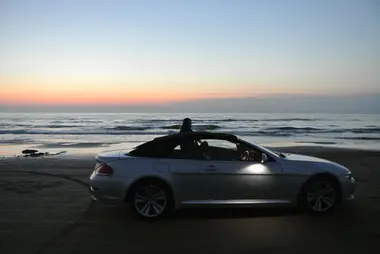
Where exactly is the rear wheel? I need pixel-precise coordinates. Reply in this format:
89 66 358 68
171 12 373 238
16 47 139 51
130 181 173 219
300 176 340 214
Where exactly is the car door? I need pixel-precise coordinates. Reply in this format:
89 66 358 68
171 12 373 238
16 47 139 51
199 139 283 202
166 142 205 204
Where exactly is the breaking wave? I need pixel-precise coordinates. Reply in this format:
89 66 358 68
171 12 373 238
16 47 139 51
107 126 150 131
1 125 379 136
161 124 221 130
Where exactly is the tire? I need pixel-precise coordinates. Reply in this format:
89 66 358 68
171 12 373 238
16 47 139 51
129 180 173 220
299 175 341 214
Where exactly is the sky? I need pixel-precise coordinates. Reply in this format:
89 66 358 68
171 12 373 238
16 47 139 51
1 0 380 110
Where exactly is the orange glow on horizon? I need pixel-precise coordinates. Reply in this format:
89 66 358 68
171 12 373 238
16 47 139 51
0 84 249 105
1 89 194 105
1 79 360 105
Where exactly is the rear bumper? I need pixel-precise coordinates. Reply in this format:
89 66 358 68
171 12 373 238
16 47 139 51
89 172 134 206
89 185 125 205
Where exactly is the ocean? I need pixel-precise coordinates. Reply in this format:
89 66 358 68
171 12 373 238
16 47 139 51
1 113 380 157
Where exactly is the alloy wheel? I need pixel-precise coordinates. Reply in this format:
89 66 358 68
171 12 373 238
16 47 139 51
134 184 167 218
306 180 337 212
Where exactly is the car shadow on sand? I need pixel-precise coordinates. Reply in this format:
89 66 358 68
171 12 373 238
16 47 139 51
170 207 299 220
94 202 297 221
92 201 357 223
170 201 359 220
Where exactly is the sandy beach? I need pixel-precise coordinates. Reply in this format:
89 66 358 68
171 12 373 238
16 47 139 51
1 146 380 254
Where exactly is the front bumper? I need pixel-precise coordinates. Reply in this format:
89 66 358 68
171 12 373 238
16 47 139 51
339 173 356 202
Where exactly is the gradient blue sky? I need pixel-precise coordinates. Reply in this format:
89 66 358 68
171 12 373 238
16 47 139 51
1 0 380 105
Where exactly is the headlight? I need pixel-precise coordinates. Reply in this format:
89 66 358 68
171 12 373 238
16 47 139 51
343 172 354 180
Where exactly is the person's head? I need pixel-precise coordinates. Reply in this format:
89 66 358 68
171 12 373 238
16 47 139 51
180 118 192 132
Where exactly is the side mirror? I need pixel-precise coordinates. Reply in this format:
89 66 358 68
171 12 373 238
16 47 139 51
261 153 268 164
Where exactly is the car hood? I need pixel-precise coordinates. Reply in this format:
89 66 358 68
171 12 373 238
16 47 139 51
283 153 331 163
282 153 351 174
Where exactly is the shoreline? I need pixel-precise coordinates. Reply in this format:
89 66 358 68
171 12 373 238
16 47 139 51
1 144 380 161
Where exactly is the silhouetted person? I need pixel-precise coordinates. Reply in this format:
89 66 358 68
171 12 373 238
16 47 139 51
180 118 193 132
179 118 198 156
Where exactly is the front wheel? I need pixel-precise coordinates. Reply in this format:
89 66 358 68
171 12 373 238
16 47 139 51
300 176 341 214
130 181 172 219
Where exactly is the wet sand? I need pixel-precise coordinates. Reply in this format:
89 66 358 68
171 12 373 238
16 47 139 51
1 147 380 254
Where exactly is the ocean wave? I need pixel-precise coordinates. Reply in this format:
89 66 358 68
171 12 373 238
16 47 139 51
136 118 323 123
161 125 181 130
1 124 81 128
209 117 325 122
41 124 81 128
136 119 176 123
107 126 150 131
196 125 221 130
51 120 99 124
235 131 292 137
72 120 101 123
0 138 35 144
0 125 379 137
0 129 170 135
258 118 324 122
345 127 380 134
337 137 380 141
265 127 380 134
161 124 221 130
296 141 337 145
0 130 29 134
0 123 32 128
268 127 322 131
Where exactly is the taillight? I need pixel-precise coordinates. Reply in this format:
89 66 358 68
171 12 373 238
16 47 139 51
95 163 113 176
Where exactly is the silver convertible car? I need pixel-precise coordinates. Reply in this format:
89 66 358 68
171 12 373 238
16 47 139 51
89 132 355 219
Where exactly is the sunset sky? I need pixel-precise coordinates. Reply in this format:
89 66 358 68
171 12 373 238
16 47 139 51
1 0 379 107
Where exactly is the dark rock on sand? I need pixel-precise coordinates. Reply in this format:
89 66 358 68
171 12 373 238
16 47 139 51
24 152 49 157
22 149 39 154
21 149 66 157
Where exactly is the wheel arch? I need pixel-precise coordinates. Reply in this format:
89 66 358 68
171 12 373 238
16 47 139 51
125 176 175 202
297 172 342 204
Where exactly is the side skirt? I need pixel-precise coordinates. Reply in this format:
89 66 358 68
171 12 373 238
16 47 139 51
180 199 291 208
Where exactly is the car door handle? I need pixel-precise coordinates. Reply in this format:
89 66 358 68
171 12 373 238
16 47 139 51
204 165 217 171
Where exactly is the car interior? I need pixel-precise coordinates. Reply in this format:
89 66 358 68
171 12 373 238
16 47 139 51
170 138 263 162
129 135 264 162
